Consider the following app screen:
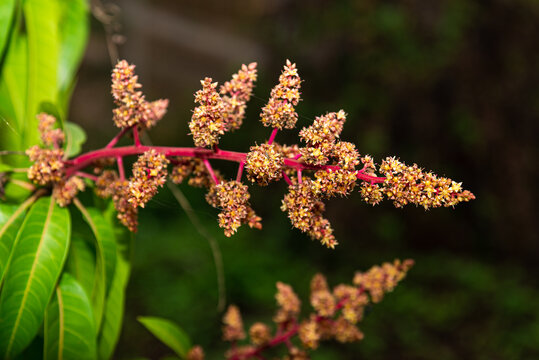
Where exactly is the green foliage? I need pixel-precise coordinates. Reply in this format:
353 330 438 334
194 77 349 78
0 0 88 157
0 196 71 358
138 316 192 359
44 273 96 360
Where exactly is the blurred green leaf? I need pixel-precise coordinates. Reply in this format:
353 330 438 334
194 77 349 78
137 317 192 359
0 34 27 152
76 204 117 332
21 0 60 149
0 196 71 358
57 0 88 98
65 235 96 299
64 121 87 158
0 201 31 284
0 0 17 69
44 273 97 360
98 253 131 360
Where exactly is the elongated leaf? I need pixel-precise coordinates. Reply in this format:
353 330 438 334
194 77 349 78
0 0 17 67
21 0 60 149
137 317 192 359
76 204 117 332
0 195 37 284
64 121 86 158
44 273 96 360
0 196 71 358
65 235 96 298
57 0 88 95
0 34 27 152
98 254 130 360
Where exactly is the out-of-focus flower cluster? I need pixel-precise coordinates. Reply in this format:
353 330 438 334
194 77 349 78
215 259 413 359
111 60 168 129
260 60 301 129
26 114 86 206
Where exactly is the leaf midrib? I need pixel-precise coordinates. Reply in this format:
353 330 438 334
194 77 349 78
5 196 54 357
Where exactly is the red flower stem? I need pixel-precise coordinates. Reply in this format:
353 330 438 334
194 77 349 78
282 171 293 186
64 145 387 185
106 127 131 148
117 156 125 181
228 323 300 360
133 127 141 147
297 169 302 184
236 161 245 182
75 172 98 181
267 128 278 145
293 153 302 160
203 158 220 185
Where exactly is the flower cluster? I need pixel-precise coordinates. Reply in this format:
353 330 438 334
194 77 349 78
37 113 65 147
260 60 301 129
220 62 258 131
281 178 337 248
245 143 283 185
189 78 227 148
52 176 85 207
214 259 413 359
127 150 169 208
111 60 169 129
298 110 347 165
205 180 254 237
378 157 476 209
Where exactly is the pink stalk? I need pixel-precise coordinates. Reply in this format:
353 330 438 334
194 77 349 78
203 158 220 185
133 127 141 147
282 171 293 186
106 127 131 148
267 128 279 145
117 156 125 181
293 153 302 160
236 161 245 182
76 172 98 181
297 169 302 184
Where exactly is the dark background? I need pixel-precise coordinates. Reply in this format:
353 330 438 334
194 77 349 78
73 0 538 359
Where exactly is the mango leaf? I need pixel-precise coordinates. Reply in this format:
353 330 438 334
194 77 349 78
65 235 96 299
57 0 88 96
98 253 130 360
20 0 60 150
137 317 192 359
0 196 71 358
0 34 27 153
0 195 37 285
64 121 86 158
0 0 17 68
76 204 117 332
44 273 96 360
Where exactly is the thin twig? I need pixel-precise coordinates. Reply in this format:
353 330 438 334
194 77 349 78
142 133 226 311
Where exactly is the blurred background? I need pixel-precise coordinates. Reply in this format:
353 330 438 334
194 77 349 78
74 0 538 359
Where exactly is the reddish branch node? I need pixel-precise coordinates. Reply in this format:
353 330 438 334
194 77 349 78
24 60 474 244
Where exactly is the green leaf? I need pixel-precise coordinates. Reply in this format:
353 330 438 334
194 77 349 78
0 34 27 152
98 253 130 360
0 196 71 358
137 317 192 359
44 273 96 360
76 204 117 332
0 195 37 285
65 235 96 299
63 121 87 158
57 0 88 96
0 0 17 68
0 163 12 172
21 0 60 149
